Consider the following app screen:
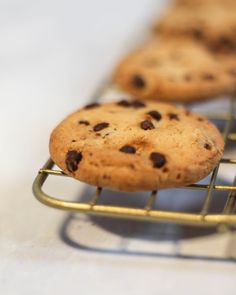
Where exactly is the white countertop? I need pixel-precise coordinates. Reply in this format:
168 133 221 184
0 0 236 294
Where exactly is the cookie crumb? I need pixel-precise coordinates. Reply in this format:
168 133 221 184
140 120 155 130
150 152 166 168
66 150 82 172
119 145 136 154
93 122 109 132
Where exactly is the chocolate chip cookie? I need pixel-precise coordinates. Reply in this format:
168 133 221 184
49 99 224 192
175 0 236 8
154 1 236 52
114 38 235 102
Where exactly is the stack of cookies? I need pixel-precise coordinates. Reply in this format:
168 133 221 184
49 0 232 192
115 0 236 103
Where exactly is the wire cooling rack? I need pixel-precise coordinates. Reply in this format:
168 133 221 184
32 81 236 229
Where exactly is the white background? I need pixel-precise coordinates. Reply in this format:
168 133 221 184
0 0 236 294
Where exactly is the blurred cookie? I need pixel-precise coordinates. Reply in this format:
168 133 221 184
154 2 236 52
174 0 236 7
114 38 234 102
50 99 224 192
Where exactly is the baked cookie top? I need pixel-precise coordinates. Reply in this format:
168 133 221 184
114 38 234 103
154 2 236 52
49 100 224 192
174 0 236 7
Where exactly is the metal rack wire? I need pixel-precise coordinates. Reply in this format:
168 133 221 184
32 81 236 229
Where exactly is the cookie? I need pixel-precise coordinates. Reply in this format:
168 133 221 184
174 0 236 7
114 38 234 103
154 2 236 52
49 99 224 192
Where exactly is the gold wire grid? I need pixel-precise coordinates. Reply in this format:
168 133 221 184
32 84 236 228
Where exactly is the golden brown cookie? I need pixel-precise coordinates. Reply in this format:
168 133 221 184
154 2 236 52
174 0 236 7
114 38 234 102
49 99 224 192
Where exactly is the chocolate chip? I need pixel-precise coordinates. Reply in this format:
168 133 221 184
131 99 146 108
168 113 179 121
103 174 110 180
184 73 192 81
79 120 90 125
147 110 162 121
150 152 166 168
204 143 212 150
117 99 146 108
93 122 109 132
140 120 155 130
177 173 181 180
119 145 136 154
202 73 215 80
117 100 131 107
219 36 232 47
132 75 146 88
65 150 82 172
197 117 204 122
192 28 204 40
71 140 76 142
129 163 135 170
84 102 100 109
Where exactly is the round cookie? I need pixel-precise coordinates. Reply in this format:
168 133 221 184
154 2 236 52
114 38 235 103
49 99 224 192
